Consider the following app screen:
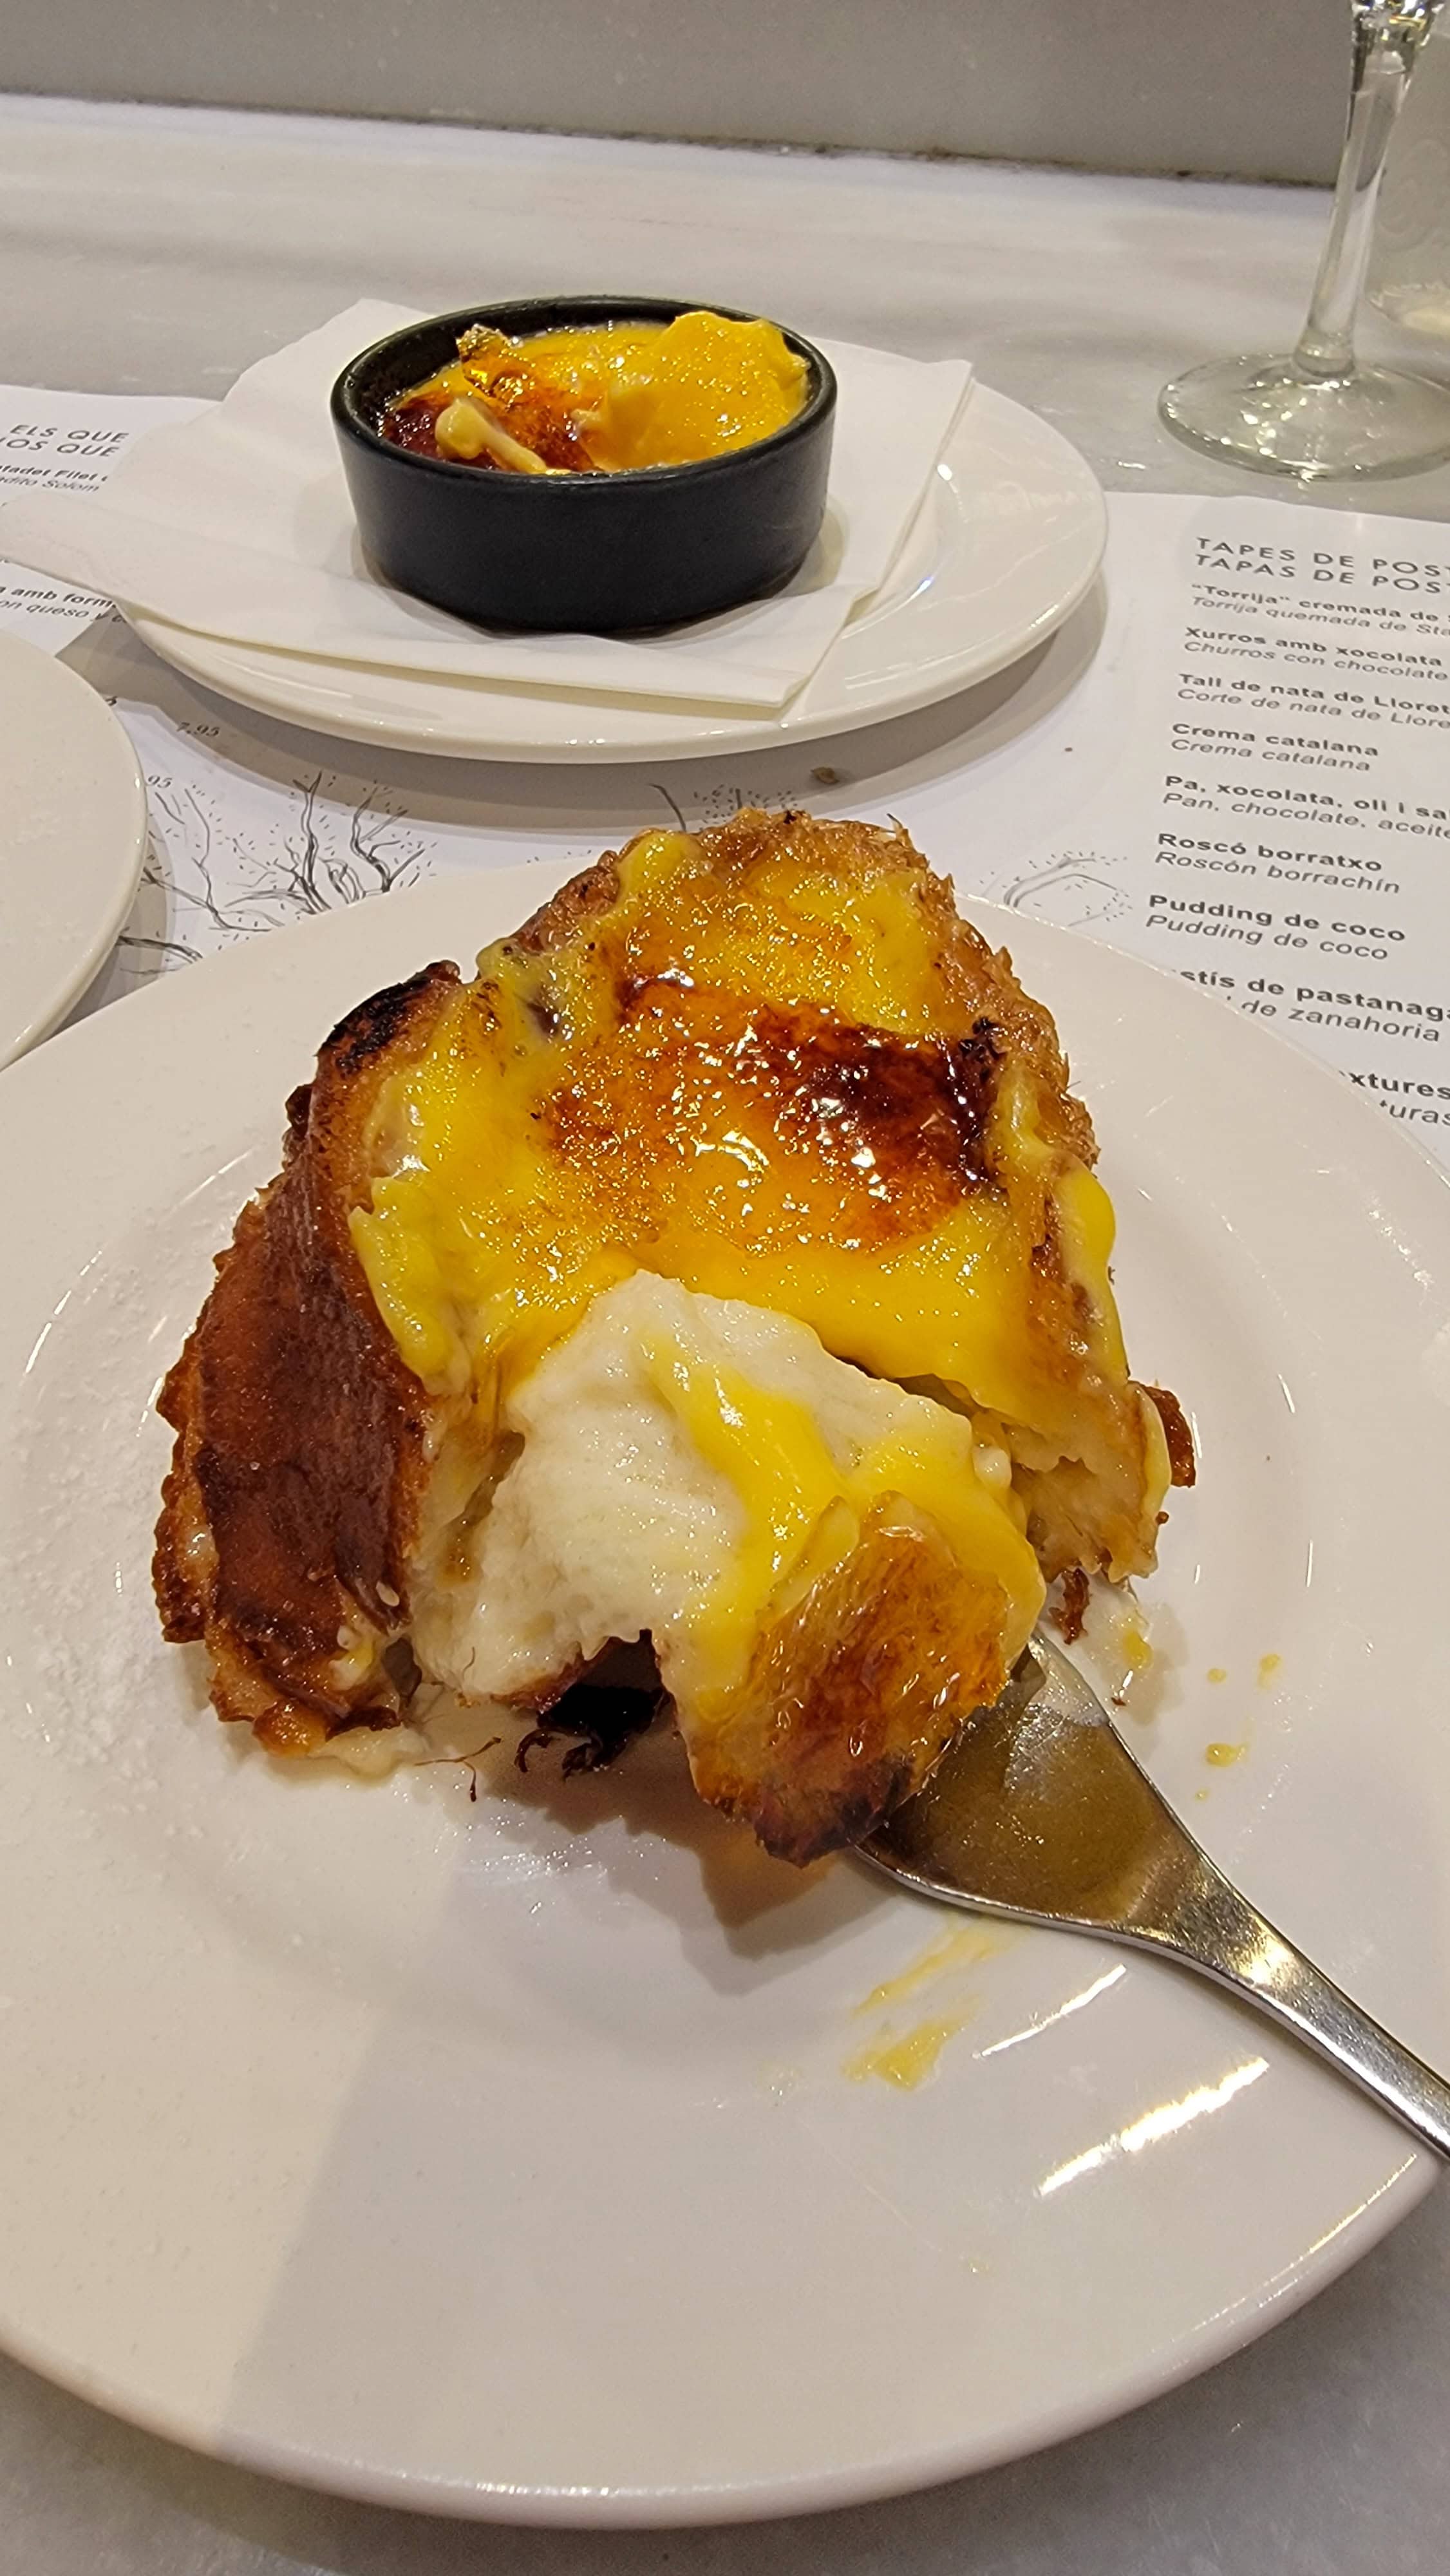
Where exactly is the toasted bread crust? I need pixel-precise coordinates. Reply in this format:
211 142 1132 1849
507 851 621 957
686 1503 1021 1865
153 963 458 1752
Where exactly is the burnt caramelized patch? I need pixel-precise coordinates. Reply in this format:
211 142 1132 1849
379 396 457 459
513 1638 666 1776
544 983 1003 1258
746 1005 1000 1189
1145 1385 1196 1487
1053 1564 1091 1643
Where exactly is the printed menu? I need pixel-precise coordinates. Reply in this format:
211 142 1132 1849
918 493 1450 1156
0 383 204 646
5 379 1450 1166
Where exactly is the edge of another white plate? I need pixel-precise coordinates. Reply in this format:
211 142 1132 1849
0 632 149 1065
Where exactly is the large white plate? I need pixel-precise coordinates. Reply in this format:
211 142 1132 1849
0 630 147 1064
124 387 1106 762
2 867 1448 2526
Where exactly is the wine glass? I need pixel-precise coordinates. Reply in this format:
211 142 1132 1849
1160 0 1450 479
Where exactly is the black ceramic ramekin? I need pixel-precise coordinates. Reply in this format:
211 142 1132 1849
330 296 836 634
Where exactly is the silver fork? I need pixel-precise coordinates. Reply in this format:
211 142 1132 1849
861 1634 1450 2158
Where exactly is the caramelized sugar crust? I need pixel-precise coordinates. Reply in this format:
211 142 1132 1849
546 991 1003 1255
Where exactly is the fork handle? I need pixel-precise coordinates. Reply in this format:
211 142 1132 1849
1153 1856 1450 2161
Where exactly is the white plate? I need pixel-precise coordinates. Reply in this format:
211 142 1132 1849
124 387 1106 762
3 867 1448 2526
0 630 148 1064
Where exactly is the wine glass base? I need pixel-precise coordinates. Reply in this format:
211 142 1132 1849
1158 353 1450 480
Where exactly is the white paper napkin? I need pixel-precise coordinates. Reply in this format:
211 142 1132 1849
0 303 971 714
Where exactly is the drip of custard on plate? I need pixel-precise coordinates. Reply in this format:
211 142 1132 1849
381 311 809 475
154 813 1192 1864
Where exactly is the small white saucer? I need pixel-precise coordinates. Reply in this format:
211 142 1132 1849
126 386 1106 763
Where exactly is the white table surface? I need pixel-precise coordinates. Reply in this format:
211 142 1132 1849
1 91 1447 2576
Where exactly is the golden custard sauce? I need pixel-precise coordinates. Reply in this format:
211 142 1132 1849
381 311 809 475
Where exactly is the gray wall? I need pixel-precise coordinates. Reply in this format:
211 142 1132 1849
0 1 1348 183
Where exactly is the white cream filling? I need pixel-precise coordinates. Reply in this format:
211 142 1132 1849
408 1271 1009 1712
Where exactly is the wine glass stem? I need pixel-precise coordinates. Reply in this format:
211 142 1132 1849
1294 2 1441 382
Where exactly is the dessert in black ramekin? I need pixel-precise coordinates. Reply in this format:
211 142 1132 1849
331 296 837 636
